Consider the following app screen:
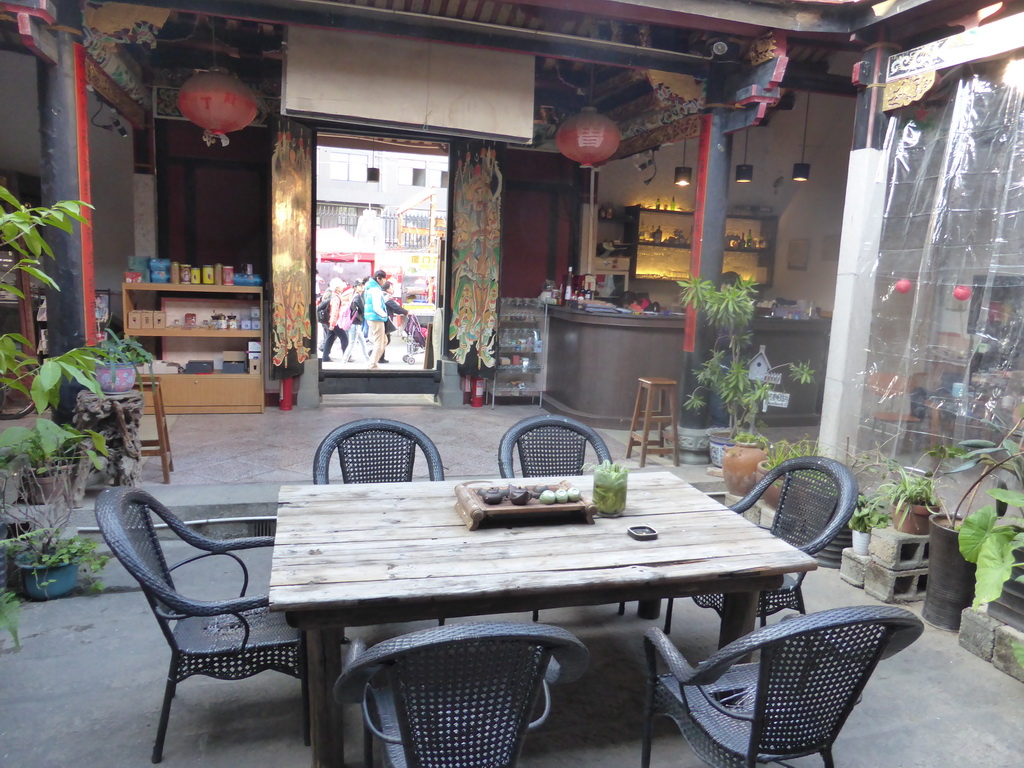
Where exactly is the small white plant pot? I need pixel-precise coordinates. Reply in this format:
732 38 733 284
851 530 871 556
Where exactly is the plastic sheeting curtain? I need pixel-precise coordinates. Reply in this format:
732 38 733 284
862 70 1024 457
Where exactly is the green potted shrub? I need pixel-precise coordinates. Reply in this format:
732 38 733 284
755 438 823 508
96 329 153 394
677 275 814 464
849 493 890 556
874 463 940 535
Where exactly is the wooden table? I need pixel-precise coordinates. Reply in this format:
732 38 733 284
270 472 817 768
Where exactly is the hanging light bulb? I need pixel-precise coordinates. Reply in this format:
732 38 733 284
674 140 692 186
735 131 753 183
792 93 811 182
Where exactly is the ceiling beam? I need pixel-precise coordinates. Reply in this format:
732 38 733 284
138 0 712 75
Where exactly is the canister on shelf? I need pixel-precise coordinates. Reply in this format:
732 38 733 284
214 263 223 284
170 262 180 284
202 265 215 284
222 266 235 285
180 265 192 284
227 315 239 330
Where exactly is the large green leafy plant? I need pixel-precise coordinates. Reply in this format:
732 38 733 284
677 275 815 436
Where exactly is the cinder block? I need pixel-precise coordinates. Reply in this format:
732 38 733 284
992 624 1024 683
959 605 1002 662
864 561 928 603
869 527 930 571
840 548 870 588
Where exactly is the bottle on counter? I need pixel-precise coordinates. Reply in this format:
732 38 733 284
652 227 663 244
655 198 661 209
563 267 574 302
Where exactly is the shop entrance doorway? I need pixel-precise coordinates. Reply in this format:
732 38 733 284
314 134 447 395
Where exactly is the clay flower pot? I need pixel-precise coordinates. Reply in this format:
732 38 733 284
722 442 767 498
892 503 933 535
754 460 782 509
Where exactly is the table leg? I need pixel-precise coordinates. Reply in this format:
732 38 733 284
636 599 662 620
306 627 347 768
719 591 759 648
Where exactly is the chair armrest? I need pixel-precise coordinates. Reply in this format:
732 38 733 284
155 589 268 619
644 628 701 684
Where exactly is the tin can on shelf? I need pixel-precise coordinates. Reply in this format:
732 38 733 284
170 262 180 284
222 266 235 285
202 265 215 284
180 265 192 284
214 263 223 284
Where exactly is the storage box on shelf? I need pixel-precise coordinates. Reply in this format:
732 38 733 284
623 205 777 285
122 282 265 414
490 298 548 407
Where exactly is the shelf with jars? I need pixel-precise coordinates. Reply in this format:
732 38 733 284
490 297 548 407
623 205 777 285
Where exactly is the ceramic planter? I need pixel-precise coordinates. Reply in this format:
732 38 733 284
722 443 767 497
892 503 933 535
754 460 782 509
706 428 735 468
921 515 975 631
851 530 871 556
16 556 78 600
96 362 137 394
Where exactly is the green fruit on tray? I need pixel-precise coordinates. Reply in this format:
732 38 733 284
538 490 557 504
566 487 581 502
555 489 569 503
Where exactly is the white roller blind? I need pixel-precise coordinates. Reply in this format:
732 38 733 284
284 26 535 143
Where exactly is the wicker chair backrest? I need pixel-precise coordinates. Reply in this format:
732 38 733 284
499 416 611 478
764 457 857 555
313 418 445 484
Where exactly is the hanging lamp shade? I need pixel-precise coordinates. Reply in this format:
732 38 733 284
555 107 621 167
674 166 692 186
177 68 258 147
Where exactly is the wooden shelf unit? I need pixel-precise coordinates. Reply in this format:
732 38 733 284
122 282 265 414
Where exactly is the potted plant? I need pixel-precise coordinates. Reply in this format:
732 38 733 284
721 431 768 497
2 524 108 601
874 463 940 535
848 493 891 555
0 588 20 648
96 329 153 394
677 276 815 464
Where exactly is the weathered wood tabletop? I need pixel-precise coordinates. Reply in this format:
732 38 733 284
270 471 817 768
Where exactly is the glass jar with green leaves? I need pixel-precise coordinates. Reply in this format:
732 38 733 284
591 460 628 517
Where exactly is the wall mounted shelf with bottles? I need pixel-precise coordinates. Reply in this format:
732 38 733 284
624 205 777 285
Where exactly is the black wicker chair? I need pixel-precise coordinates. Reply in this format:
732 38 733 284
313 418 445 484
334 621 589 768
498 415 611 478
94 488 308 764
663 456 857 635
642 605 923 768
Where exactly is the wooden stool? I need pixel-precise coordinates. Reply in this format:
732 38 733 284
626 377 679 468
138 377 174 484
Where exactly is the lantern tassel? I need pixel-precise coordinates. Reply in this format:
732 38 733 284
202 130 230 147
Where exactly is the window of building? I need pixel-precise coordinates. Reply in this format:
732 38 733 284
329 151 369 182
398 162 427 186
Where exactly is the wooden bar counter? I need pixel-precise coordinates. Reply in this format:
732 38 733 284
544 305 686 428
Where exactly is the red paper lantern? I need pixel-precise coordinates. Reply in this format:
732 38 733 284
895 279 913 294
178 68 258 147
953 285 972 301
555 107 621 167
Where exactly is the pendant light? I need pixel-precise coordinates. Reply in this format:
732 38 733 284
792 94 811 182
674 140 692 186
367 138 381 183
735 131 753 183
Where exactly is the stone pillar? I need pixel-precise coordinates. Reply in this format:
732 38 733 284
37 0 93 353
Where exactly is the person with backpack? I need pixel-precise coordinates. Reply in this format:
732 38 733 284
321 278 354 362
341 280 371 363
316 283 333 352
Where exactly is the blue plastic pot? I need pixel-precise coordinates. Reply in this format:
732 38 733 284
16 557 78 600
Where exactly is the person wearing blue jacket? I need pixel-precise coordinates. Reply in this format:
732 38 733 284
364 269 390 370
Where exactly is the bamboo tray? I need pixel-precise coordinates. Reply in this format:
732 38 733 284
454 480 597 530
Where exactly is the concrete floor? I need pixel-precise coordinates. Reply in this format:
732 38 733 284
1 398 1020 767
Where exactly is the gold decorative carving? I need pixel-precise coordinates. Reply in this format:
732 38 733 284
748 33 778 66
882 71 937 111
85 57 145 128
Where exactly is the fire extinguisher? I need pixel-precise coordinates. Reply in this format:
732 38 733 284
471 376 485 408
